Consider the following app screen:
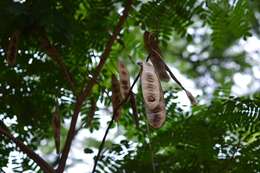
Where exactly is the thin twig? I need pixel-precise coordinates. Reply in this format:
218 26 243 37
91 70 140 173
57 1 133 172
0 123 55 173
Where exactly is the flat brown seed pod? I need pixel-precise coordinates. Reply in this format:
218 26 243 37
52 110 61 154
141 62 160 110
130 92 139 128
6 30 20 66
150 53 170 82
146 85 166 128
143 31 170 81
147 109 166 128
118 61 130 98
111 75 123 121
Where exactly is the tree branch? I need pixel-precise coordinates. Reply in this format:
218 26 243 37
38 29 76 93
0 123 55 173
57 0 134 172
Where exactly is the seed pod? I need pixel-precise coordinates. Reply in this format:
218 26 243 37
111 75 123 121
52 109 60 154
140 62 160 110
6 30 20 66
143 31 151 51
145 82 166 128
118 61 130 99
143 31 170 81
129 92 139 128
144 31 160 54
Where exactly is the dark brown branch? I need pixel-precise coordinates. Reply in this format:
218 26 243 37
91 70 140 173
38 30 76 93
57 0 134 172
0 123 55 173
80 0 133 101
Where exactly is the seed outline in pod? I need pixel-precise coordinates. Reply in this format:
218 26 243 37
145 80 166 128
140 62 161 110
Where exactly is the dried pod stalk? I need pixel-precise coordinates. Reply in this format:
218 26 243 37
118 61 130 99
143 31 169 81
52 109 61 154
140 62 161 110
6 30 20 66
164 63 197 105
185 90 197 105
146 82 166 128
111 75 123 121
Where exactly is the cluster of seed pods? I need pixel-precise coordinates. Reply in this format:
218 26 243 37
111 31 196 129
113 60 166 128
111 61 139 126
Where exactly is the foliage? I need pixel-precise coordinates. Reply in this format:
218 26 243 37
96 92 260 173
135 0 204 39
0 0 259 172
207 0 252 52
